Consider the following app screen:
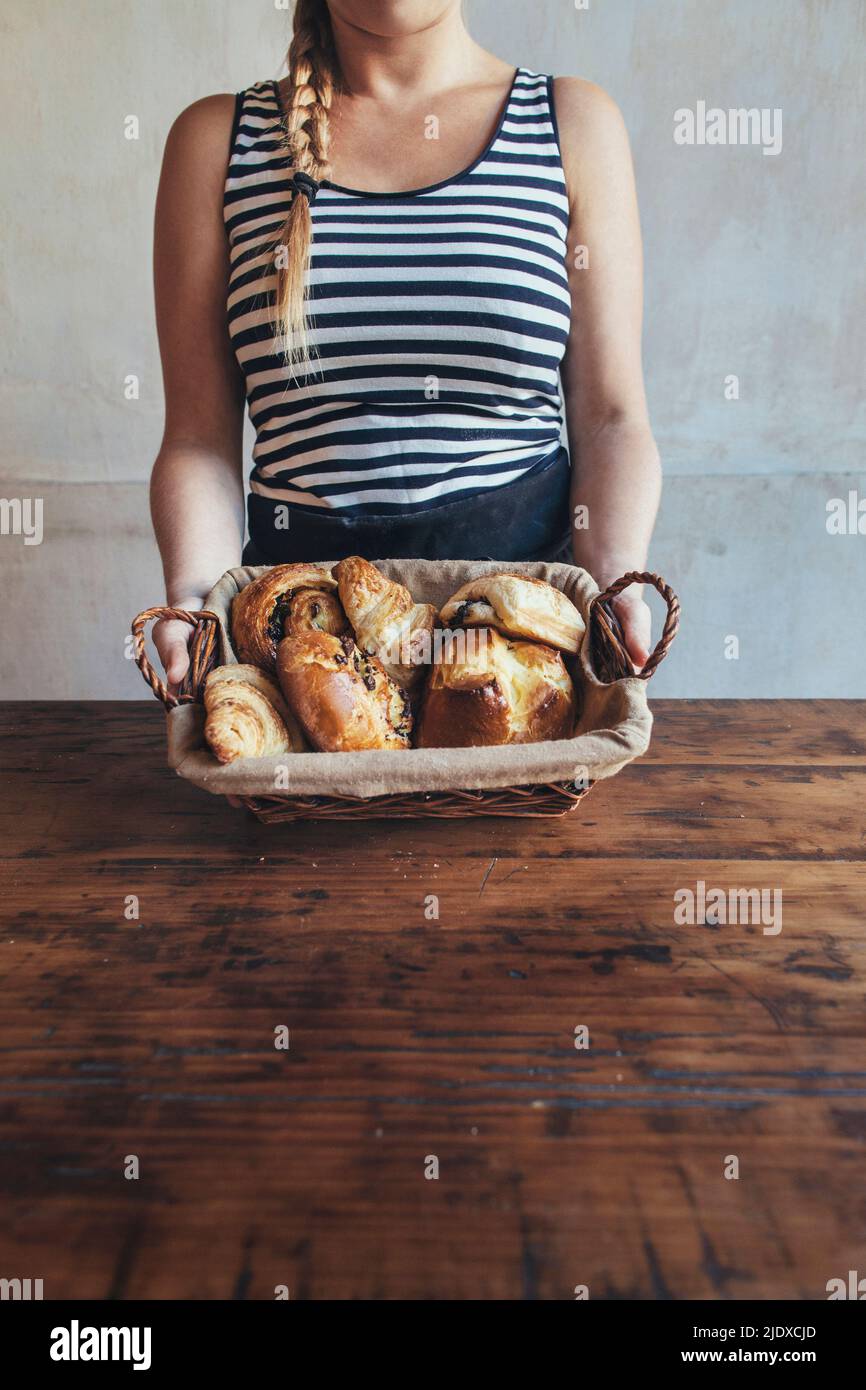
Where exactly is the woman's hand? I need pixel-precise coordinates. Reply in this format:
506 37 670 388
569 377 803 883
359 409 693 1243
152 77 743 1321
152 596 205 692
149 96 247 697
555 79 662 677
608 585 652 673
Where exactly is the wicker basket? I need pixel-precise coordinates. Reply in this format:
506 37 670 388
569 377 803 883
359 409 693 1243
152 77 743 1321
132 570 679 821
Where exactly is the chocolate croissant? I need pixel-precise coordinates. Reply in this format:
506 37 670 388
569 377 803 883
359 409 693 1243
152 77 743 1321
417 627 576 748
439 574 585 654
334 555 437 692
231 564 348 673
204 664 306 763
276 631 413 752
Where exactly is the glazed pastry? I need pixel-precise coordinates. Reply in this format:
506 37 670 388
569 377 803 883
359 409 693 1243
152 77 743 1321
334 555 437 692
276 630 413 752
280 586 348 640
231 564 348 672
203 664 306 763
417 627 576 748
439 573 585 654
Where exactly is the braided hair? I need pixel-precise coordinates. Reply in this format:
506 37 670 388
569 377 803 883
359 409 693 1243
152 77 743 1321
274 0 339 370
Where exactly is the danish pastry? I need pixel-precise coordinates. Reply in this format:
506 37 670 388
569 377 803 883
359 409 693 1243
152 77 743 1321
231 564 348 672
417 627 576 748
276 631 413 752
203 663 306 763
439 573 585 654
334 555 437 692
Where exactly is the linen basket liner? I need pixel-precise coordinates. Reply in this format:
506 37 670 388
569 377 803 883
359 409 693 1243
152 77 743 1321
165 559 653 798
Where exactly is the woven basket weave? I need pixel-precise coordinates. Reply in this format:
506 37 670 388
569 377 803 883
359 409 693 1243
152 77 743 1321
132 570 678 821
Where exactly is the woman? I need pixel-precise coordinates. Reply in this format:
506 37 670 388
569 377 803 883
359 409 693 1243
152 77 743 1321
152 0 661 685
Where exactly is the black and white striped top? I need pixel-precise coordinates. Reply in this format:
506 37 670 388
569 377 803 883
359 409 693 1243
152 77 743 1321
224 67 571 515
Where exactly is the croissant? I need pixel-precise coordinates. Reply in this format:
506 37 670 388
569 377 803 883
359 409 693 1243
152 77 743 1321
439 573 585 654
231 564 348 672
334 555 437 692
417 627 576 748
276 630 413 752
203 664 306 763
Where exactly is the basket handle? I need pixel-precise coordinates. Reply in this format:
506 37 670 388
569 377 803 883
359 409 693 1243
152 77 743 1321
130 606 220 709
589 572 680 682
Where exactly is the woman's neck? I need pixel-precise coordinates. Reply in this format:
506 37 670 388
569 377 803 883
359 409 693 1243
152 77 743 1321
329 6 488 101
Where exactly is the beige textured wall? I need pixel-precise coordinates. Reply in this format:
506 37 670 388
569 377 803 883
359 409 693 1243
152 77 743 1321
1 0 863 697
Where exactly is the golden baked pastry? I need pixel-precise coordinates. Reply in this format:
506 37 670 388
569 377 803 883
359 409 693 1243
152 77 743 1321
280 586 347 640
417 627 576 748
334 555 437 692
231 564 348 672
203 663 306 763
439 573 585 653
276 630 413 752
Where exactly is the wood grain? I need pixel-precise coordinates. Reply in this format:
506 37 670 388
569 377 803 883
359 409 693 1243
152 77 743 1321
0 700 864 1299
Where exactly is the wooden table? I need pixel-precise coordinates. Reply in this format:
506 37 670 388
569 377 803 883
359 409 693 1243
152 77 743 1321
1 700 864 1301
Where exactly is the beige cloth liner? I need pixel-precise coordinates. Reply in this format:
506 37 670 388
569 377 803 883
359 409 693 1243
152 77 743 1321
166 559 653 798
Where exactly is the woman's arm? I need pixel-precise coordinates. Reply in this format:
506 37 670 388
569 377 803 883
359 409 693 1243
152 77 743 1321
151 94 247 685
555 78 662 670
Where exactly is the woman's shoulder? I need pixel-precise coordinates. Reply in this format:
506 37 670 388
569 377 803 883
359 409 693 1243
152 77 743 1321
158 94 241 207
551 76 626 130
166 92 239 148
167 81 282 140
550 77 632 181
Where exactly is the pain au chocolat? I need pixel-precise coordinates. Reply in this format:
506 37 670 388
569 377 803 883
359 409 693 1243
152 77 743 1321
276 630 413 752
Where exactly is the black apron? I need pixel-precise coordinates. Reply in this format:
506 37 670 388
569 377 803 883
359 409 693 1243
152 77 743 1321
242 445 573 566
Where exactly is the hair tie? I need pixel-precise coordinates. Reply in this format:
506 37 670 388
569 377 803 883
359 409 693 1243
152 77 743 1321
291 171 320 205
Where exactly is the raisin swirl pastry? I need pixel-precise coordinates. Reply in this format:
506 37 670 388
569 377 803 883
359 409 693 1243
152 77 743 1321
334 555 437 693
417 627 576 748
231 564 348 673
439 574 585 654
276 631 413 752
203 664 307 763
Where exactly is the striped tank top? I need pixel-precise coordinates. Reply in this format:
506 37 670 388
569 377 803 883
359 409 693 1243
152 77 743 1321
224 67 571 516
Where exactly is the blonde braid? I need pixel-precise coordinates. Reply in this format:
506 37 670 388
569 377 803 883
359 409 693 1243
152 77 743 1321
274 0 339 370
